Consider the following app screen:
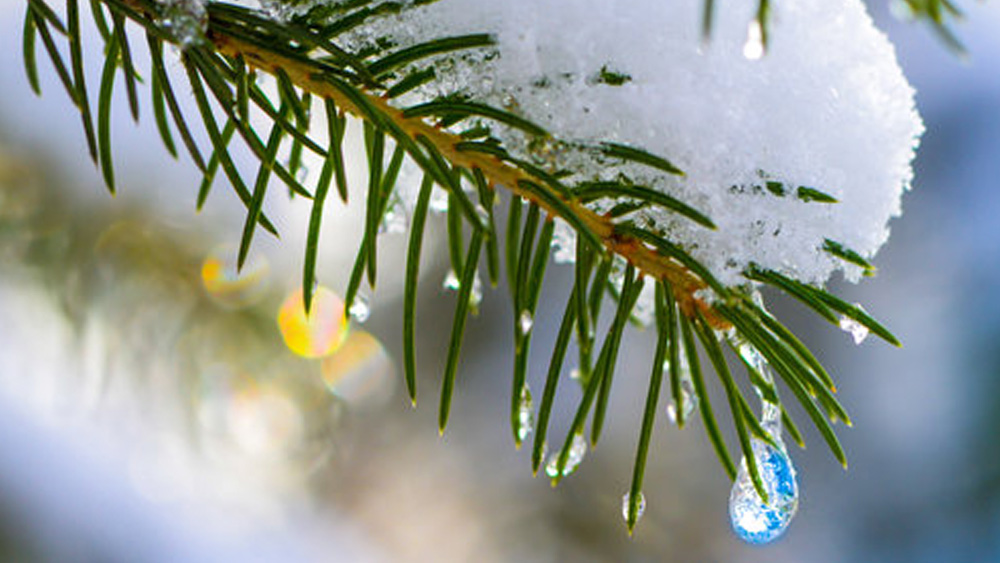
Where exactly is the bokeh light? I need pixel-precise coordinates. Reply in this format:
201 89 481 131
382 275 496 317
226 383 305 459
277 286 348 358
201 245 270 310
321 329 395 406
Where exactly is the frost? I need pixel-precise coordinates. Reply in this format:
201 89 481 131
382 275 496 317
383 0 922 293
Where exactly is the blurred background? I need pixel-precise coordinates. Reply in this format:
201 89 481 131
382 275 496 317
0 0 998 561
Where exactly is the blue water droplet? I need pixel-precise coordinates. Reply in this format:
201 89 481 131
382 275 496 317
729 438 799 544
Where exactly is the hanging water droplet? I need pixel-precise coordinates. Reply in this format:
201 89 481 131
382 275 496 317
729 437 799 544
517 385 534 442
736 338 767 373
293 163 310 184
664 356 697 426
442 270 483 308
743 20 765 61
442 269 461 292
666 384 697 426
349 294 371 323
474 204 490 225
608 257 627 292
838 314 869 345
469 272 483 309
379 203 408 235
429 189 449 213
733 336 782 420
518 310 534 335
544 433 587 478
622 491 647 525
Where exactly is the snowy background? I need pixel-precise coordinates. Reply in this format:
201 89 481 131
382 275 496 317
0 0 998 561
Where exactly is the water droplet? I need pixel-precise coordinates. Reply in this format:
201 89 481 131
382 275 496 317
201 245 270 310
349 294 371 323
474 204 490 225
729 437 799 544
517 385 534 441
442 269 461 291
622 491 647 524
608 258 627 292
666 395 695 425
544 433 587 478
379 203 408 235
664 355 697 425
429 189 449 213
838 314 869 345
292 163 310 184
518 310 534 335
277 286 349 358
469 272 483 309
732 337 783 426
743 20 765 61
443 270 482 308
322 330 394 407
569 367 582 381
736 338 767 373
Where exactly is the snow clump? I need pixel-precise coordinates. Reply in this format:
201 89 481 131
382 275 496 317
383 0 923 289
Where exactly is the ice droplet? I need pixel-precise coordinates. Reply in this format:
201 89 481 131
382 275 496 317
736 337 767 373
429 189 449 213
474 204 490 225
729 436 799 544
517 385 534 442
622 491 647 525
743 20 765 61
442 269 461 291
544 433 587 478
733 336 784 430
443 270 483 308
664 355 697 426
838 314 869 345
518 310 534 335
292 163 310 184
349 294 371 323
379 203 408 235
728 327 798 543
666 386 697 425
469 272 483 309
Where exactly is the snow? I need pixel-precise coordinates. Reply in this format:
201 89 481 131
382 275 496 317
154 0 923 297
374 0 923 290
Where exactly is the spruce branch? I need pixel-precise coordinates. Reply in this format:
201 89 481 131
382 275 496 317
18 0 932 534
